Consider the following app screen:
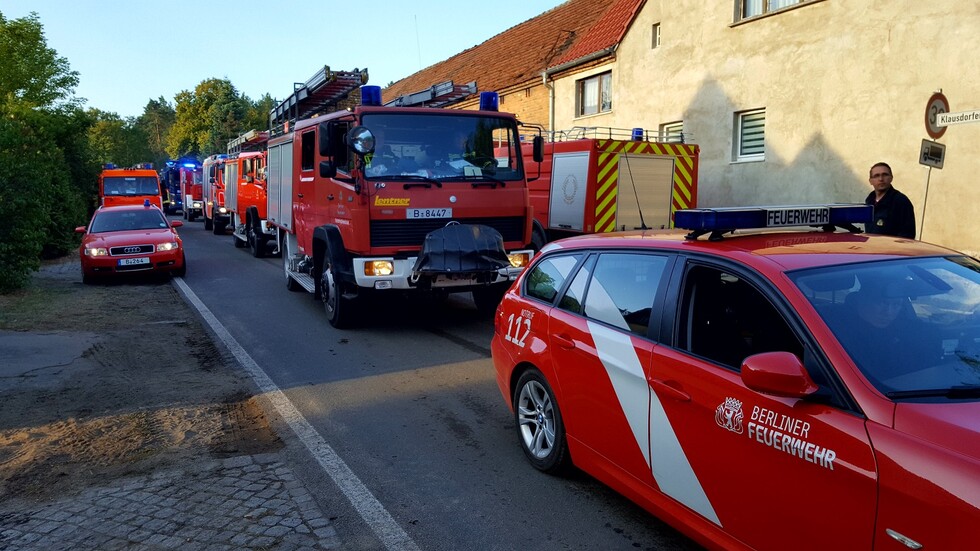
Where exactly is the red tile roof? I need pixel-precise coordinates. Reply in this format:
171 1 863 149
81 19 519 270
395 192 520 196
382 0 622 104
551 0 645 68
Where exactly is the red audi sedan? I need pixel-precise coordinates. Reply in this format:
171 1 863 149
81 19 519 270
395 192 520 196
76 203 186 283
492 204 980 551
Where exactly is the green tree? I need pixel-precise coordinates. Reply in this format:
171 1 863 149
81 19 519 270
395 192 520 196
167 78 252 158
88 108 153 167
139 96 175 165
0 11 92 292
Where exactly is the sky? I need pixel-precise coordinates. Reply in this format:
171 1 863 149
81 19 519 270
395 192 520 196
3 0 565 118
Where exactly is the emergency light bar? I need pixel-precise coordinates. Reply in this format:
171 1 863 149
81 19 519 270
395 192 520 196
361 85 382 106
479 92 499 112
675 204 873 241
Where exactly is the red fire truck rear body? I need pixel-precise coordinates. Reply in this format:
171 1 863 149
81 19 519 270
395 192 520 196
201 154 230 234
226 130 272 256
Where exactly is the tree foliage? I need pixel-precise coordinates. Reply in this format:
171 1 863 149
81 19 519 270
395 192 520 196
0 11 92 292
167 78 254 158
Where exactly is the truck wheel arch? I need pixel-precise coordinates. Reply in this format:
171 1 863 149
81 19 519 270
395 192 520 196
312 225 354 292
531 220 548 252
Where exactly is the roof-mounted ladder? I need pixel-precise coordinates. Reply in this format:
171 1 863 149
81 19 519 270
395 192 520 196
227 130 269 154
384 80 477 108
269 65 369 135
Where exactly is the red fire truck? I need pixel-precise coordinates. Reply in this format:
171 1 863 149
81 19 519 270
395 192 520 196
523 127 699 248
267 67 539 328
177 162 205 221
99 163 163 208
201 154 230 234
226 130 273 256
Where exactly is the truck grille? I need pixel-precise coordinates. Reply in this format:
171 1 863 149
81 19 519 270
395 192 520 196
370 217 526 248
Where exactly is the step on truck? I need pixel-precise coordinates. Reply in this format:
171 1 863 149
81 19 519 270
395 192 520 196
522 126 699 248
171 160 204 221
226 130 274 257
266 67 540 328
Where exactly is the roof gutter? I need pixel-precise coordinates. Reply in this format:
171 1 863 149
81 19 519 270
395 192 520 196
541 46 618 133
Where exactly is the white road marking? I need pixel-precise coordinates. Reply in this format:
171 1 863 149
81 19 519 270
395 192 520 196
173 278 420 551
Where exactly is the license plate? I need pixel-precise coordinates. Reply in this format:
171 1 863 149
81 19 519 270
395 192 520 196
406 208 452 219
118 257 150 266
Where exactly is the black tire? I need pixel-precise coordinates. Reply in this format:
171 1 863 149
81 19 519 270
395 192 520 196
249 226 265 258
320 246 353 328
531 227 547 253
283 233 302 292
513 370 571 474
204 214 213 231
182 208 188 221
212 221 225 235
82 273 96 285
234 233 246 248
473 284 507 314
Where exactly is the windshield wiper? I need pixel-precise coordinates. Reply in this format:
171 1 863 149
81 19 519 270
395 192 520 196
885 385 980 399
440 174 506 188
394 174 442 189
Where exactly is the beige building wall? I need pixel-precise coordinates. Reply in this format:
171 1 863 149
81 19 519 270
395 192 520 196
550 0 980 254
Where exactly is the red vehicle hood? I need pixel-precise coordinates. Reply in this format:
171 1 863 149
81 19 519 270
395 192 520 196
86 229 177 248
893 401 980 461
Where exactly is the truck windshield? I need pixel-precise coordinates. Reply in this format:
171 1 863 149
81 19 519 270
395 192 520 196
102 177 160 196
361 113 524 182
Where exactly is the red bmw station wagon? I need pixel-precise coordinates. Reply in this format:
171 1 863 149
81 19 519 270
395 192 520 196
492 204 980 550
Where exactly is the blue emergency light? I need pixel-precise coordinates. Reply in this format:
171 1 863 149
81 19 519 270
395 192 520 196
103 163 116 169
674 204 873 240
182 163 198 168
479 92 499 112
361 85 382 106
143 199 151 207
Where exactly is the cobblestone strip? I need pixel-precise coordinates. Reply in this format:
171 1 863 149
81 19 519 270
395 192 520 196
0 454 340 550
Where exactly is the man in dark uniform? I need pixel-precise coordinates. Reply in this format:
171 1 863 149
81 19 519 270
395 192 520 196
865 162 916 238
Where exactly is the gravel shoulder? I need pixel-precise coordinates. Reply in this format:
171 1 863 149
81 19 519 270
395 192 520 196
0 255 283 503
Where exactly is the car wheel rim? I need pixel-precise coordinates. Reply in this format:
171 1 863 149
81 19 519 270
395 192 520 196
517 380 555 459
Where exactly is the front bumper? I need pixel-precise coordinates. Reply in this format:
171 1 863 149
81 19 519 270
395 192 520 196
81 250 184 276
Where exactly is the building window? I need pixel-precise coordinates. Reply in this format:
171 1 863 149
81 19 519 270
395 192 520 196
739 0 812 21
735 109 765 161
652 23 661 49
660 121 684 142
577 71 612 117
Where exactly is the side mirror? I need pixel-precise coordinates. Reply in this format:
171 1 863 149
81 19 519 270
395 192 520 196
74 226 87 234
741 351 818 398
319 161 337 179
209 177 215 183
347 126 375 155
532 136 544 163
170 220 183 228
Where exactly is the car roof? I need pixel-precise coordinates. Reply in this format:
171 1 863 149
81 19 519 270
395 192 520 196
94 204 166 215
541 229 960 272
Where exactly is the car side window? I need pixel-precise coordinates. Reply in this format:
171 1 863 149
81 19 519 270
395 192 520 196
679 265 802 369
582 253 668 336
524 254 583 304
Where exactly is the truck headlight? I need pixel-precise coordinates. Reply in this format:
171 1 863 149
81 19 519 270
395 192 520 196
507 252 531 268
84 247 109 257
364 260 394 276
218 207 228 214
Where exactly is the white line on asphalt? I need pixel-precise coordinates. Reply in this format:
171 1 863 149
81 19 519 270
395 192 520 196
173 278 420 551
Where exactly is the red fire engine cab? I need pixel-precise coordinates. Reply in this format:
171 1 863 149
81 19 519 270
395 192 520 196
178 162 205 222
226 130 273 257
99 163 163 209
266 66 540 328
201 153 230 234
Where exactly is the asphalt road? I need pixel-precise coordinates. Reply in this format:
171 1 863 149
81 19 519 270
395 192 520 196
176 218 699 551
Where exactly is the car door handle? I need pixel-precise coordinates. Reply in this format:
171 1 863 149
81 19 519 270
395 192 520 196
327 194 335 200
297 193 304 198
553 334 575 349
650 379 691 402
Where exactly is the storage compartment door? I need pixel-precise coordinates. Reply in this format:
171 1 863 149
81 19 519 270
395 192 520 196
617 156 675 230
548 151 589 232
